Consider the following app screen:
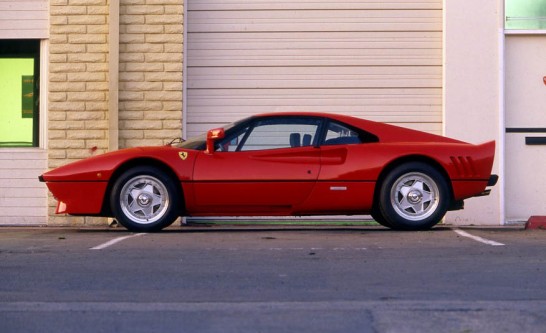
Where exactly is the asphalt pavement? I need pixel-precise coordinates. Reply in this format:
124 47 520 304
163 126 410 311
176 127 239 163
1 225 545 333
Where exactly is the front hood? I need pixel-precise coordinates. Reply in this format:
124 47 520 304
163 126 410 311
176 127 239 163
41 147 150 182
40 145 198 182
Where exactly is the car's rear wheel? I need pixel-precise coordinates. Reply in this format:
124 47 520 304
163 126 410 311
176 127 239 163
110 166 180 232
378 162 449 230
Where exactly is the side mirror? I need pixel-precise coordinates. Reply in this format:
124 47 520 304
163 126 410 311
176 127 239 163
205 128 225 154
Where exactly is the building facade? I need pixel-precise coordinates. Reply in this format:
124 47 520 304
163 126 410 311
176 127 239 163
0 0 543 227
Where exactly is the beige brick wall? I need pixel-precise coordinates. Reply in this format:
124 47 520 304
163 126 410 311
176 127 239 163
48 0 184 226
119 0 183 148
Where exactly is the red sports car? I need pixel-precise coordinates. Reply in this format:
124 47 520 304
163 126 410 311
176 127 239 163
40 112 497 232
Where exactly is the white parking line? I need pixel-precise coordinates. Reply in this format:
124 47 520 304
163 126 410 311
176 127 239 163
90 233 146 250
452 229 505 246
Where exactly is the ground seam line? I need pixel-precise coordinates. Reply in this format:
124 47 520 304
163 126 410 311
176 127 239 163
452 228 505 246
90 233 146 250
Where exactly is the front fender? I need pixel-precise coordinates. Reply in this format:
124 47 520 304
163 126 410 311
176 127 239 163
40 146 197 182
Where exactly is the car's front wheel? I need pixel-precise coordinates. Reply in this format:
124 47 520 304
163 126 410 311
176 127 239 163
377 162 449 230
110 166 180 232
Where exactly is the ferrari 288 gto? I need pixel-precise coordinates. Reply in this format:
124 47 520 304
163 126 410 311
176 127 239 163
40 112 498 232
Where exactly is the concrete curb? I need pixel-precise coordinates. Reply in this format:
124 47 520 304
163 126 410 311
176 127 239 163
525 216 546 230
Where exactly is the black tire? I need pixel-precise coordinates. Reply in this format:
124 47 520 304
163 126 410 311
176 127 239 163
378 162 449 231
370 208 393 228
110 166 180 232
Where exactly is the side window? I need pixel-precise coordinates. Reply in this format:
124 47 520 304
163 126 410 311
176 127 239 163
216 126 250 152
505 0 546 30
323 121 362 145
218 117 321 152
322 121 378 146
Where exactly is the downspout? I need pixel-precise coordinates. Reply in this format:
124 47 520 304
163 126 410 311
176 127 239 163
108 0 120 151
498 1 506 225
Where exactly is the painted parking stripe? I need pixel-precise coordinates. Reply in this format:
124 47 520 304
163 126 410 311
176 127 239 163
90 233 146 250
452 229 505 246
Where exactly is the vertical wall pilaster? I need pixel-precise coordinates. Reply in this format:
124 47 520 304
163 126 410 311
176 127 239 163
49 0 110 226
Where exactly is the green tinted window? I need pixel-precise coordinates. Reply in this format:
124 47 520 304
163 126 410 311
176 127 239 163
506 0 546 30
0 59 35 147
0 40 40 148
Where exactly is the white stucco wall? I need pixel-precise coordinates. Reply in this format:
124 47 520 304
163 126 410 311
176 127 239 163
443 0 504 225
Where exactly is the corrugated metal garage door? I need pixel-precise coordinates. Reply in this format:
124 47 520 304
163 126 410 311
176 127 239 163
186 0 442 138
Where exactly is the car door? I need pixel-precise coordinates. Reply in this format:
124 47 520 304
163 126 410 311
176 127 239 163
191 116 322 215
296 120 378 214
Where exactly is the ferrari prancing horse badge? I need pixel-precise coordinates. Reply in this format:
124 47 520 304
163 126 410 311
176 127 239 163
179 151 188 160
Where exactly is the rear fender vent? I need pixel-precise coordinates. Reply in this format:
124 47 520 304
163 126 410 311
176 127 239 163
450 156 477 177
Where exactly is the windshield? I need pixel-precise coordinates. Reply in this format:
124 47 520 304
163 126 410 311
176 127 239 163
173 119 245 150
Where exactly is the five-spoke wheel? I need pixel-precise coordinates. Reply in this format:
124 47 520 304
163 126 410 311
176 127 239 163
110 166 180 232
377 162 449 230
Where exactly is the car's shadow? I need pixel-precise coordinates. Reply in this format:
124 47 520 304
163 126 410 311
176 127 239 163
78 224 455 234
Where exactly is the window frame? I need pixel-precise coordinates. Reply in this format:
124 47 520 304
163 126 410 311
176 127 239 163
217 116 323 152
0 39 42 148
214 116 379 152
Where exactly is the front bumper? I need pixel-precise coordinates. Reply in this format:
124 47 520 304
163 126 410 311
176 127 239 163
39 177 108 215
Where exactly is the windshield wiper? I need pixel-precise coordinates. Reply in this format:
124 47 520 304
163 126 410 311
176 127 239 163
167 137 185 146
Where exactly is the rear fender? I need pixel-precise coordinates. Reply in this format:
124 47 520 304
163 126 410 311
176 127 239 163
372 155 455 211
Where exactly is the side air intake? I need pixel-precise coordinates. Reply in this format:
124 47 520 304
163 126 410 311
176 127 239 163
450 156 477 177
